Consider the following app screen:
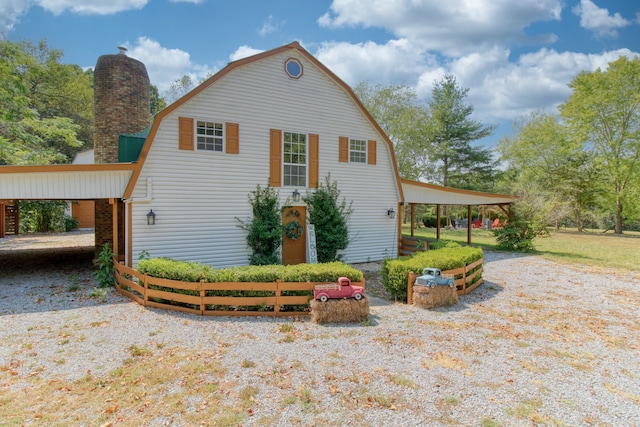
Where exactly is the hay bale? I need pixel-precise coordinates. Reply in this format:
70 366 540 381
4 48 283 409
310 297 370 324
412 285 458 309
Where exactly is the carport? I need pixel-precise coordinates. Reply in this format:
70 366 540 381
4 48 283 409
400 178 517 245
0 164 133 249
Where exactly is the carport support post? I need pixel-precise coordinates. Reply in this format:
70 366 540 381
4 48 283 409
467 205 472 245
410 203 415 237
436 204 441 240
0 201 5 238
110 198 118 260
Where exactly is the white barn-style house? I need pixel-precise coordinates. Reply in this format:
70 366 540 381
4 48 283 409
0 41 515 265
124 42 404 267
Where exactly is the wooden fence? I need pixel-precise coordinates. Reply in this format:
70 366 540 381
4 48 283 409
113 260 365 317
399 236 428 256
407 258 484 304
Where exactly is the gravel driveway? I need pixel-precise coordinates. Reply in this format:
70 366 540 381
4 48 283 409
1 231 639 426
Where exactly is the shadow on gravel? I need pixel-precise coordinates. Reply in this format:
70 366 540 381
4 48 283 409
0 246 95 273
430 280 505 313
0 245 129 316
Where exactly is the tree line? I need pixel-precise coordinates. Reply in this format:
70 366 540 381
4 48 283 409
354 58 640 235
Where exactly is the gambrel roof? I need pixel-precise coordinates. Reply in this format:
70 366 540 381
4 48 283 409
123 41 405 201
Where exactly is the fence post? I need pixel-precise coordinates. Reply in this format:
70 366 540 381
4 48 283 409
462 264 468 294
143 273 148 306
407 272 415 305
274 280 282 315
200 279 205 315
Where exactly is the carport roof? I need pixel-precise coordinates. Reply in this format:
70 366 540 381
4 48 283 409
0 164 135 200
401 178 516 206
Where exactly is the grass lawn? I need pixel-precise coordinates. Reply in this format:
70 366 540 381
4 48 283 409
403 225 640 273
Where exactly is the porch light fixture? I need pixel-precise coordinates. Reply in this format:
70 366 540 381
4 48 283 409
146 209 156 225
387 208 396 219
292 189 301 203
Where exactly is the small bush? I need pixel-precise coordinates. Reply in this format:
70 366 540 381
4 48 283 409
64 215 80 232
382 246 483 300
428 240 460 250
134 259 364 312
94 243 115 288
421 214 446 228
136 258 363 283
304 174 352 262
238 184 282 265
493 214 536 252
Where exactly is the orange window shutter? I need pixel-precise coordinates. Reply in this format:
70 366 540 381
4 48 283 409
178 117 194 150
309 133 319 188
368 140 377 165
339 136 348 163
270 129 282 187
226 122 239 154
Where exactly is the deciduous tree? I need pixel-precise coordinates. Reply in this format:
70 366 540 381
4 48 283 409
560 56 640 234
353 82 428 180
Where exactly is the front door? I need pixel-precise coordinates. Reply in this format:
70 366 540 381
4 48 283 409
282 206 306 265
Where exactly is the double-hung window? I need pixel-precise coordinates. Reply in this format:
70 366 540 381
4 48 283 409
196 120 223 152
283 132 306 187
349 139 367 163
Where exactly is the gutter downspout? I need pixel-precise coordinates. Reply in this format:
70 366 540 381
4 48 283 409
123 177 153 267
123 177 153 204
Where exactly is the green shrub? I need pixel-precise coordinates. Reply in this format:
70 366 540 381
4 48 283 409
136 258 216 282
304 174 353 262
382 246 483 300
238 184 282 265
136 259 363 284
427 240 461 250
135 259 364 312
493 213 536 252
64 215 80 232
94 243 116 288
421 213 446 228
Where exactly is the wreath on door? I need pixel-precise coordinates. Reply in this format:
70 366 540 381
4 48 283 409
285 209 304 240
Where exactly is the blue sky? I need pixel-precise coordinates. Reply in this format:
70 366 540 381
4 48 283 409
2 0 639 147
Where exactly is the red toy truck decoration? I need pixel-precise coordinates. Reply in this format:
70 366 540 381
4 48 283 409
314 277 364 302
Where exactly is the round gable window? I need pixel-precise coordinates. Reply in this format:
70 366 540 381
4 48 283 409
284 57 303 79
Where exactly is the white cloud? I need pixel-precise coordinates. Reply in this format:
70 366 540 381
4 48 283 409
0 0 150 34
0 0 31 34
572 0 630 38
312 38 639 124
229 45 264 61
124 37 215 92
259 15 285 37
36 0 148 15
448 47 638 122
315 39 440 85
318 0 562 56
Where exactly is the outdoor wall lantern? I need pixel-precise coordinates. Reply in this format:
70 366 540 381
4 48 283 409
146 209 156 225
387 208 396 219
292 189 301 203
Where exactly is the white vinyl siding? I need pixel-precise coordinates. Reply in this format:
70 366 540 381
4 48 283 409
129 49 400 267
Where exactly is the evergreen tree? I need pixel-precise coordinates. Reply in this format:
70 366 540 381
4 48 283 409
304 175 352 262
423 74 497 190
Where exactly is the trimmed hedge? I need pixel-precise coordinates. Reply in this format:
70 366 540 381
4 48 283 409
133 259 365 313
427 240 461 250
382 246 483 300
136 259 364 283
